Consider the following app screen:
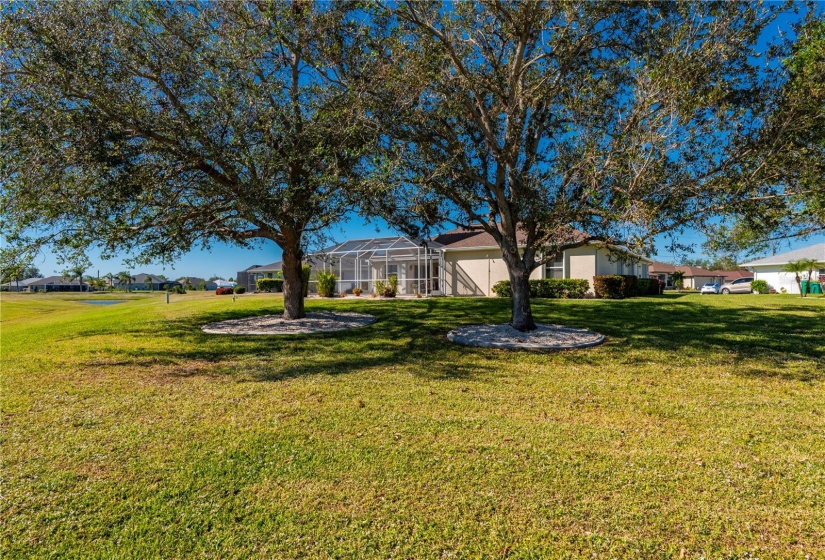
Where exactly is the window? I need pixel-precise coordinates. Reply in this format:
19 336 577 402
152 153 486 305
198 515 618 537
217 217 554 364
387 264 398 277
545 255 564 279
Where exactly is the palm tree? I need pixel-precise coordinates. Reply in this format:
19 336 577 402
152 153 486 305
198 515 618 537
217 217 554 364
104 272 115 291
782 259 821 297
116 271 133 292
671 270 686 291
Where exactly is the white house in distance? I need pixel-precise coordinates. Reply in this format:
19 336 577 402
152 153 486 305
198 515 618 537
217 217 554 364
239 226 652 297
740 242 825 294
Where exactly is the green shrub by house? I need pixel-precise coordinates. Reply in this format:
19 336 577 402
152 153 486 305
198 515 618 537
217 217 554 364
751 280 769 294
256 278 284 292
492 278 589 299
233 286 246 294
316 272 338 298
593 275 638 299
636 277 661 296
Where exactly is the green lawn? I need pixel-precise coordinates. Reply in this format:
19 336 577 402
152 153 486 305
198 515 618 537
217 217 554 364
2 291 824 558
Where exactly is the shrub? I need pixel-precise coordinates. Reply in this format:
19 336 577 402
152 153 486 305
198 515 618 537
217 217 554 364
491 280 512 298
233 286 246 294
636 278 662 296
373 278 396 297
353 287 362 296
215 287 233 295
256 278 283 292
751 280 769 294
593 275 638 299
388 274 398 296
168 285 186 294
491 279 590 299
316 271 337 297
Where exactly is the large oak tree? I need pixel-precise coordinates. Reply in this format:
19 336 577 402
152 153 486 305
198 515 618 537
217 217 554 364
364 1 799 330
1 0 373 319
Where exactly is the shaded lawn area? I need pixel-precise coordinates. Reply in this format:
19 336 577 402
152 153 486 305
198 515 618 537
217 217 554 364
2 291 824 558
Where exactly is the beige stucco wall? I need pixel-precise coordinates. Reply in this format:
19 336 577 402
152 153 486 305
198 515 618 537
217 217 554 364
443 245 649 296
442 248 541 296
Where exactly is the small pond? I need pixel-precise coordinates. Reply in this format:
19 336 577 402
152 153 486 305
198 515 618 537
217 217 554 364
80 300 127 306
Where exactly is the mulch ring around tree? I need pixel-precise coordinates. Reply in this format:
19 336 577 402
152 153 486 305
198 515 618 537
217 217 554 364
201 312 376 335
447 323 605 350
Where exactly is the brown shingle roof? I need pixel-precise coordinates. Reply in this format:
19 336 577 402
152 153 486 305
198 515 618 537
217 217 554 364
648 262 722 277
432 226 586 249
708 269 753 281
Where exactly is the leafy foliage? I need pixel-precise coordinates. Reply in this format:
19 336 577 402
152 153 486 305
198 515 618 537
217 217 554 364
0 1 374 319
316 272 338 298
360 1 792 330
750 280 770 294
256 278 284 293
636 278 663 296
233 286 246 295
593 275 639 299
492 279 589 299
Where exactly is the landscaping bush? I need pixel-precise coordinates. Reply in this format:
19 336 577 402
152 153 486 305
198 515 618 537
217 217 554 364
256 278 283 292
373 278 396 297
593 275 638 299
215 287 233 295
636 278 662 296
491 278 589 299
168 285 186 294
233 286 246 294
316 272 338 297
751 280 769 294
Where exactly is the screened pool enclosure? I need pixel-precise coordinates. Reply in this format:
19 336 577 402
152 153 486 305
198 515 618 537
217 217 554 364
308 236 444 296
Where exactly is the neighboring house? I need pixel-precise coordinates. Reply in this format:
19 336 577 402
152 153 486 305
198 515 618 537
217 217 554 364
0 277 42 292
1 276 90 292
242 227 652 297
648 262 725 289
740 242 825 294
176 277 218 290
237 262 281 292
708 269 753 283
114 273 181 291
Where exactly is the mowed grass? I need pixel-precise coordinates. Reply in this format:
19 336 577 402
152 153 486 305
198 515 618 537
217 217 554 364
2 291 824 558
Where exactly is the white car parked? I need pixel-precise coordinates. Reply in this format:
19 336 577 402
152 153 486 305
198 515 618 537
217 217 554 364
700 282 720 295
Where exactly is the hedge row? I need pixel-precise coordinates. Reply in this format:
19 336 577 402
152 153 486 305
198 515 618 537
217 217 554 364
492 278 589 299
256 278 284 292
593 275 639 299
636 277 663 296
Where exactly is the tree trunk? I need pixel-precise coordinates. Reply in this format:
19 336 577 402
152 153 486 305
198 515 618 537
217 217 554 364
796 275 803 298
281 239 306 320
505 263 536 332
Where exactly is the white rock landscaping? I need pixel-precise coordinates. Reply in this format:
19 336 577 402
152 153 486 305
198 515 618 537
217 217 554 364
201 312 376 335
447 323 605 350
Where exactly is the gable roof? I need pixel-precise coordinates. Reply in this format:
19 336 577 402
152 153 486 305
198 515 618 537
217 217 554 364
432 226 652 263
708 269 753 281
648 262 722 277
26 276 88 286
247 261 282 273
739 243 825 267
431 226 589 250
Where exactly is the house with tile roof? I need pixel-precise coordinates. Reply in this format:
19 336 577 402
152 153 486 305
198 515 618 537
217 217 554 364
241 226 653 297
740 242 825 294
648 262 727 290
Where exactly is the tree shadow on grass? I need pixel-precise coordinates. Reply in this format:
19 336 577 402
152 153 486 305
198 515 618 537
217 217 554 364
78 296 824 384
82 298 510 383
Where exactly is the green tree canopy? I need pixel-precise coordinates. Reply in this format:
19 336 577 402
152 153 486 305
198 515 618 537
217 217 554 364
1 0 374 319
361 1 797 330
